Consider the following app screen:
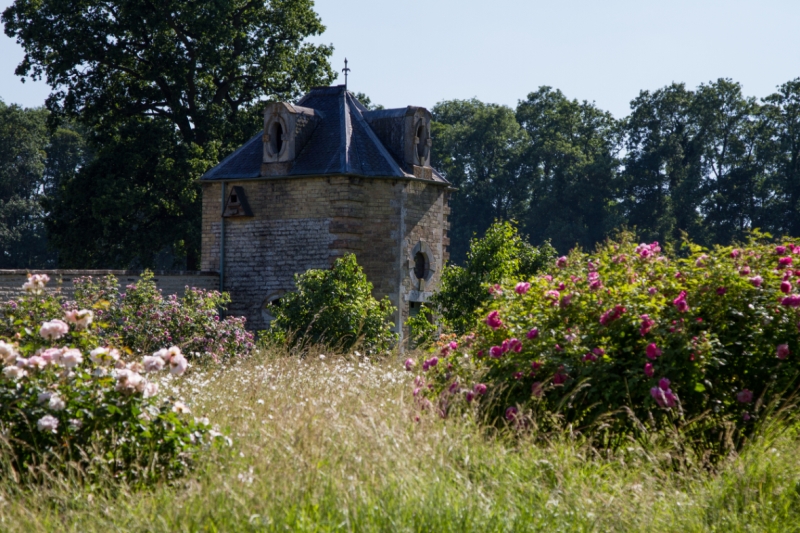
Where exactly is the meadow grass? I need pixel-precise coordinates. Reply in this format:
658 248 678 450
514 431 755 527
2 349 800 532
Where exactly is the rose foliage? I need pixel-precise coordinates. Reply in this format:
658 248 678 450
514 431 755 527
413 233 800 449
0 275 224 483
64 271 254 360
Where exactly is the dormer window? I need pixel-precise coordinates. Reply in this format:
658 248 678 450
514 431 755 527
415 121 431 163
270 121 284 155
262 103 320 167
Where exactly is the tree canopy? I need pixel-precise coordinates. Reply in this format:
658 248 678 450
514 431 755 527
2 0 334 268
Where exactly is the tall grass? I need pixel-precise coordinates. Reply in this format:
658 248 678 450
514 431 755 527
2 348 800 532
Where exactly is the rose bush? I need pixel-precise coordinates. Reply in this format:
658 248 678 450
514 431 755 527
413 233 800 449
0 270 255 361
0 275 224 483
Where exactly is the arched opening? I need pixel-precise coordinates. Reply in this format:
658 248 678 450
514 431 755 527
414 251 427 279
270 121 284 155
416 124 427 160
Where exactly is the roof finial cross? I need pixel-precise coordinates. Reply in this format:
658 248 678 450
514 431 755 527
342 58 351 90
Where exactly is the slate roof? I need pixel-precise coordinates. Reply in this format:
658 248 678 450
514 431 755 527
201 85 448 184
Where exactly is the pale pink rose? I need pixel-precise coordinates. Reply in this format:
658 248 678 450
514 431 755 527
142 355 166 372
169 353 188 376
142 382 159 398
749 276 763 287
64 309 93 330
172 401 191 414
27 356 47 370
61 349 83 369
0 341 17 365
39 319 69 341
3 366 26 380
40 348 63 365
36 415 59 433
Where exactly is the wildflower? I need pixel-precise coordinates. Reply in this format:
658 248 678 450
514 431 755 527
779 256 793 268
489 346 503 358
526 327 539 340
556 256 568 268
644 363 654 378
646 343 662 360
531 381 543 397
716 287 727 296
142 355 166 372
640 314 655 336
782 295 800 307
474 383 487 395
169 352 188 376
737 389 753 403
484 310 503 330
172 401 191 414
515 282 531 295
776 344 790 360
673 291 689 312
64 309 93 329
504 406 519 421
37 415 59 434
403 358 415 371
730 249 740 258
600 305 626 326
749 276 763 287
39 319 69 341
61 349 83 369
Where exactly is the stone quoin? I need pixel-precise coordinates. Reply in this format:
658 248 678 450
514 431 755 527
200 85 452 345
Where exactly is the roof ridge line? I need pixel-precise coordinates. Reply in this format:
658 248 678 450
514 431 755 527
340 88 351 174
346 92 408 178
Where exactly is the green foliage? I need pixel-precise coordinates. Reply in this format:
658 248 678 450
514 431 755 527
270 254 396 353
422 221 555 337
416 233 800 456
0 277 222 484
0 272 254 360
2 0 335 268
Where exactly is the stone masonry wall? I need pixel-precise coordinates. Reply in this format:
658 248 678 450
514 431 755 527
202 177 450 338
0 270 219 301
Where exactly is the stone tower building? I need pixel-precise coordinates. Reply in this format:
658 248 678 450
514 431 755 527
200 85 451 345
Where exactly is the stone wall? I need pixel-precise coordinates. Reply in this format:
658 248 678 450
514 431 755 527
0 270 219 301
201 176 450 340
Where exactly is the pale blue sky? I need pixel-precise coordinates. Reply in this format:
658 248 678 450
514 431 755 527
2 0 799 117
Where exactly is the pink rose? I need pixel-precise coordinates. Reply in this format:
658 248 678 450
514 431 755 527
484 311 503 330
526 327 539 340
646 343 662 360
644 363 654 378
515 282 531 295
673 291 689 312
736 389 753 403
556 256 568 268
776 344 790 360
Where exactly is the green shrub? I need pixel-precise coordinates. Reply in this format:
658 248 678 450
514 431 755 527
413 232 800 451
68 271 254 360
269 254 396 353
0 275 222 484
409 220 555 342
